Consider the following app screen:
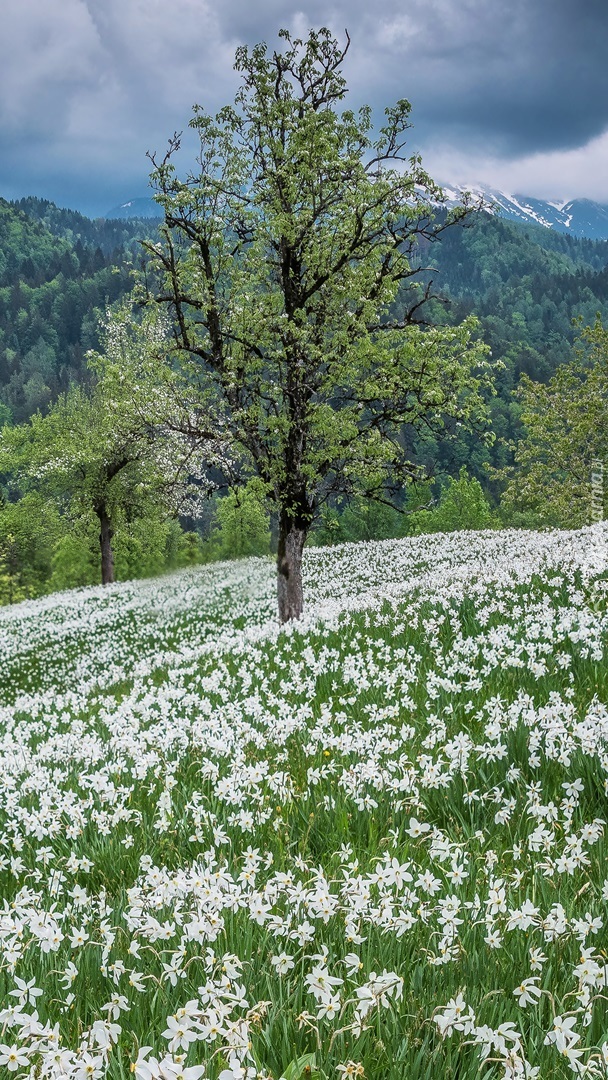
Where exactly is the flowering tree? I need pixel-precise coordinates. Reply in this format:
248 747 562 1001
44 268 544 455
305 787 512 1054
1 306 225 584
145 27 495 621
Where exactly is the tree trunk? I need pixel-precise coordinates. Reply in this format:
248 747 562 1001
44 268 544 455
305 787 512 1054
98 506 115 586
277 513 307 623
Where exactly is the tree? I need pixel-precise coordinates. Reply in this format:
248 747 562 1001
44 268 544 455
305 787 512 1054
0 491 62 604
0 305 224 584
144 27 495 621
206 480 272 560
498 318 608 528
410 467 497 534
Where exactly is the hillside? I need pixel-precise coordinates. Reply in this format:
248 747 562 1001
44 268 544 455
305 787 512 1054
428 213 608 392
444 184 608 240
404 212 608 482
11 196 156 254
1 527 607 1078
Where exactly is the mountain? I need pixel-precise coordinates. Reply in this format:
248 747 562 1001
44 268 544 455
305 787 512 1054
3 190 608 537
11 197 156 254
104 197 163 220
442 184 608 241
107 186 608 240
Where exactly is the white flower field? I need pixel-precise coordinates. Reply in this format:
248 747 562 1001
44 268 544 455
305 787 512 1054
1 526 608 1080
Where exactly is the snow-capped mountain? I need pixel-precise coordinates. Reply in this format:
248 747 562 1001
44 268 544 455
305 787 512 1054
104 197 163 220
442 184 608 241
105 186 608 241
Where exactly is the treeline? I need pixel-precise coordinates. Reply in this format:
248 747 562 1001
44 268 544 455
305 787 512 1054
10 197 152 255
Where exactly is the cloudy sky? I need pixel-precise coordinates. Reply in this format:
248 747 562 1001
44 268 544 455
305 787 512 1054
1 0 607 217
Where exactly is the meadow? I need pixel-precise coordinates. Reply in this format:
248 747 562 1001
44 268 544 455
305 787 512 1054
1 525 608 1080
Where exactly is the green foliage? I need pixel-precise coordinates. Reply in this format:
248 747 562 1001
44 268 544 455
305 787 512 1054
164 521 207 569
410 467 497 534
49 530 98 591
311 497 403 546
2 375 155 536
311 475 496 545
0 302 223 590
205 481 272 560
113 514 183 580
11 196 157 254
497 318 608 527
311 490 434 546
0 295 219 604
0 498 208 605
0 492 62 603
0 198 155 423
403 212 608 483
280 1053 319 1080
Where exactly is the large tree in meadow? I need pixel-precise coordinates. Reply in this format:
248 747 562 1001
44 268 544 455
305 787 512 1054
144 28 495 622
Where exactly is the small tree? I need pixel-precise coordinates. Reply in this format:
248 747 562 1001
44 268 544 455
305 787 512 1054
207 481 272 560
1 306 224 585
145 28 495 621
410 468 497 534
498 319 608 528
0 492 62 603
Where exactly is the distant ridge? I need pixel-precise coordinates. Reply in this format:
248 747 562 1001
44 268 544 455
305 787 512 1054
105 187 608 241
442 184 608 241
104 197 163 220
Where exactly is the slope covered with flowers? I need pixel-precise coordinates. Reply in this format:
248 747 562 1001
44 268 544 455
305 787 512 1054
1 526 608 1080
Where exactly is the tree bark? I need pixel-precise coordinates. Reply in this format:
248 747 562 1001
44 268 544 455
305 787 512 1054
97 505 115 586
277 513 307 623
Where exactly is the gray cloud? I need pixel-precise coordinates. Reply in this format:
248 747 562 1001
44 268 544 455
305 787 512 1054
0 0 607 215
358 0 608 155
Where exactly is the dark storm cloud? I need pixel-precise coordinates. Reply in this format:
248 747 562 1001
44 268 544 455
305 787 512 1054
379 0 608 155
201 0 608 154
0 0 607 214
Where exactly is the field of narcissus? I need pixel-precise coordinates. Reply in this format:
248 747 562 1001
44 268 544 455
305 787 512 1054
1 526 608 1079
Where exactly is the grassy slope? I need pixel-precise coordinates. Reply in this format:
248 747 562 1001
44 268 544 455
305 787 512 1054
0 528 607 1079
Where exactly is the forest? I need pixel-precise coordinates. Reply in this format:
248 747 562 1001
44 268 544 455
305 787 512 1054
3 196 608 433
1 183 607 604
